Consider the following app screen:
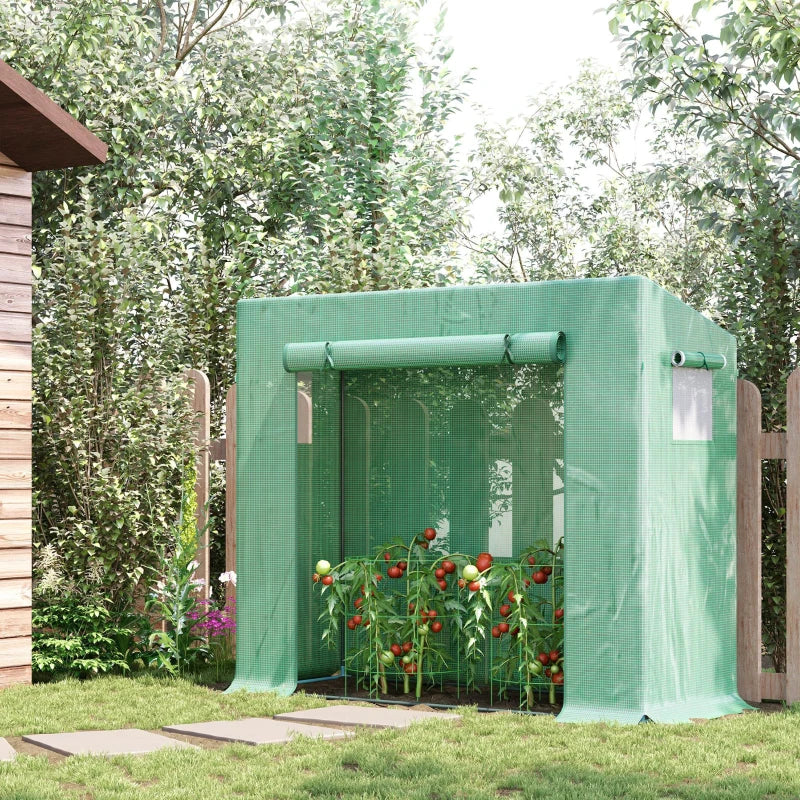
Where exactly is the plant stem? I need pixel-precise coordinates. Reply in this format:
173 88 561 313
403 673 410 694
378 661 387 695
416 637 426 700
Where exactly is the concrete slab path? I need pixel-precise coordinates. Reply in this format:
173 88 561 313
0 738 15 761
274 704 459 729
162 718 351 745
22 729 197 757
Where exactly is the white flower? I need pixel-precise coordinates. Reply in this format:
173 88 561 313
187 560 200 571
191 578 206 588
219 571 237 586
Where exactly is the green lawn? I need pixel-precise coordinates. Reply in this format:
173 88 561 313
0 676 799 799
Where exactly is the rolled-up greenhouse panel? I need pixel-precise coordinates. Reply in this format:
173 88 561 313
508 331 565 365
672 351 726 370
283 332 565 372
283 341 330 372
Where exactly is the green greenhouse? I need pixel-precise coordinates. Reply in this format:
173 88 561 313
228 276 750 723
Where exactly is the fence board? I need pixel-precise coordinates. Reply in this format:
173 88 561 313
0 432 30 458
0 461 31 489
0 372 30 401
186 369 210 601
0 607 30 638
761 672 787 702
786 369 800 703
225 385 236 607
762 431 787 460
0 313 30 344
737 379 762 704
0 578 30 609
0 233 31 259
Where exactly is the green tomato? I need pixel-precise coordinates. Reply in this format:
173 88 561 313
402 655 413 665
419 624 430 635
379 651 395 666
462 564 479 582
528 661 543 676
315 560 331 576
550 663 561 674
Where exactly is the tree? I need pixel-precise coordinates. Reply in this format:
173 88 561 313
0 0 467 609
608 0 800 668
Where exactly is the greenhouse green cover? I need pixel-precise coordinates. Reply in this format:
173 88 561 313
230 276 750 723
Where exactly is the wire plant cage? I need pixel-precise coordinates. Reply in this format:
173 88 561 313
230 277 750 723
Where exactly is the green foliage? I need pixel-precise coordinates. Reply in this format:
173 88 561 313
179 460 199 562
608 0 800 669
31 600 137 678
0 1 467 628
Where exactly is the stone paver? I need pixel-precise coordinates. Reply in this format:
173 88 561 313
0 737 15 761
22 729 197 757
162 718 351 745
274 704 459 729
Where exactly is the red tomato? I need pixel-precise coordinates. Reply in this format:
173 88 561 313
387 566 403 579
404 662 418 674
532 571 547 584
321 575 334 586
523 579 531 588
468 581 481 592
435 568 446 579
363 620 370 627
398 561 408 571
555 607 564 620
528 555 536 566
347 619 357 630
420 610 430 621
374 574 383 582
442 560 456 574
510 627 519 638
354 597 363 609
457 578 466 589
383 552 391 562
549 650 560 662
390 643 402 657
499 604 511 618
542 566 552 575
431 621 443 633
553 672 564 685
423 527 437 541
408 602 415 612
352 615 362 625
507 591 516 602
476 552 493 573
491 626 501 638
419 541 429 550
498 622 509 634
538 652 550 665
438 579 448 590
402 641 413 653
312 573 320 583
545 668 551 678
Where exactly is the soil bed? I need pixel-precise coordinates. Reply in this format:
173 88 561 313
297 676 562 714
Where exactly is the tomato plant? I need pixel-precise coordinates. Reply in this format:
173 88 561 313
312 532 565 709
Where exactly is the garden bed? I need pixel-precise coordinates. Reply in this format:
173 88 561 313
297 675 562 713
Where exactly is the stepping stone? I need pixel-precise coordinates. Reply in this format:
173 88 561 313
274 704 459 729
162 718 351 745
22 729 197 757
0 738 15 761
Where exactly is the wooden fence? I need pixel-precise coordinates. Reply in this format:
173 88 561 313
189 367 800 702
737 367 799 704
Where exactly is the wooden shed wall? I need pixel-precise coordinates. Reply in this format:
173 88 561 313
0 150 32 687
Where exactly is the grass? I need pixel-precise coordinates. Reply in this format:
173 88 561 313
0 676 799 798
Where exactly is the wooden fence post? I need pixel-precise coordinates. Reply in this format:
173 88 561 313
786 368 800 703
186 369 210 602
737 379 762 704
225 385 236 607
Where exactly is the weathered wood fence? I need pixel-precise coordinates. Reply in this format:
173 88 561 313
189 366 800 702
737 367 799 704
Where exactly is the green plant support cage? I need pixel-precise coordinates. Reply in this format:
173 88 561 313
228 277 751 723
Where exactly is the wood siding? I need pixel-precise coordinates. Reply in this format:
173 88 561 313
0 151 31 687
